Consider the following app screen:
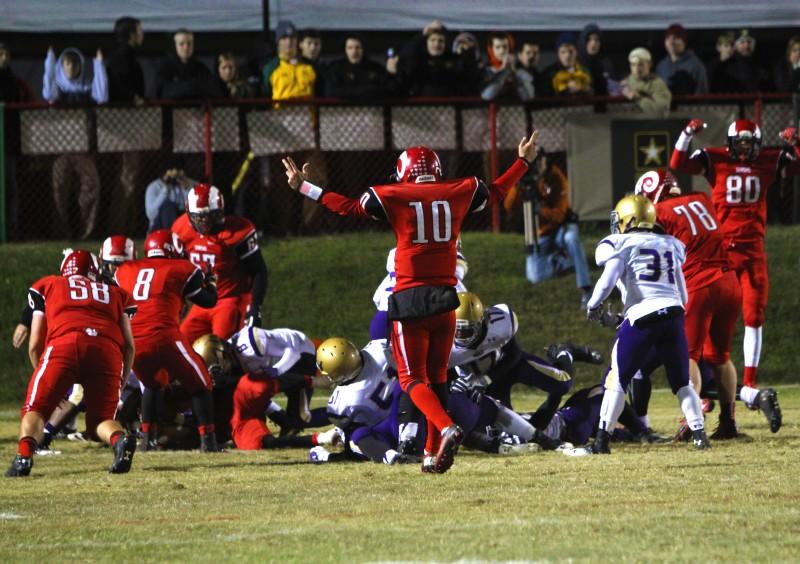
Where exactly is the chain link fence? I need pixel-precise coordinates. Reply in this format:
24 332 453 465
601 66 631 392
2 95 797 242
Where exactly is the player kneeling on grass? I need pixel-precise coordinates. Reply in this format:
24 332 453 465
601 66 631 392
6 251 137 477
585 195 709 455
193 331 336 451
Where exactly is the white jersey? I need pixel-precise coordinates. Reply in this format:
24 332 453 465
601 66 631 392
228 327 315 376
449 304 518 382
373 247 468 311
326 339 396 428
593 232 687 322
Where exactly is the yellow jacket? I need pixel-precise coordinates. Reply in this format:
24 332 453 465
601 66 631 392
262 56 316 100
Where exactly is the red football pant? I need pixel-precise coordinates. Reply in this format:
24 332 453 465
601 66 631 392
180 296 248 343
230 376 281 450
133 331 212 394
685 270 742 365
390 310 455 454
23 332 123 436
726 240 768 328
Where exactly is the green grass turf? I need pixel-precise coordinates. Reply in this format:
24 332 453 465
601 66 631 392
0 387 797 562
1 225 799 402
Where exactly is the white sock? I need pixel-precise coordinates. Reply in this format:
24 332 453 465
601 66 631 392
676 385 704 431
740 385 760 406
638 414 650 429
399 422 418 443
494 402 535 441
743 326 763 367
598 389 625 432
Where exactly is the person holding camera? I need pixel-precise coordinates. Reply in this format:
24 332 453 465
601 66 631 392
523 150 592 307
144 159 197 233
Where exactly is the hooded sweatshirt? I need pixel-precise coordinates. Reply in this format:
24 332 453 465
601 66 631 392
577 23 614 95
43 48 108 104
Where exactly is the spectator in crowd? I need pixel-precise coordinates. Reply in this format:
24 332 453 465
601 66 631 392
774 36 800 93
393 20 479 96
299 28 325 96
480 31 534 101
707 31 735 93
523 149 592 307
516 40 542 96
711 30 772 93
106 16 145 104
262 20 316 100
541 33 592 96
43 46 106 239
217 52 256 98
43 46 108 104
144 158 197 232
0 42 34 102
453 31 483 70
620 47 672 117
324 35 396 100
155 28 221 99
577 23 614 95
655 23 708 95
1 42 33 241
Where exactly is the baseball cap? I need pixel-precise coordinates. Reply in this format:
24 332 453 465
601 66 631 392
275 20 297 40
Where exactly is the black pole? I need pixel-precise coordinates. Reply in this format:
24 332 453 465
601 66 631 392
262 0 270 42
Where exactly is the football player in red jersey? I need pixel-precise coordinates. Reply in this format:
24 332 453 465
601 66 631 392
172 183 268 343
670 119 800 394
635 170 743 437
6 251 138 477
115 229 222 451
283 132 539 473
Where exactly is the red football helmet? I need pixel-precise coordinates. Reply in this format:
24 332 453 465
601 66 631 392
60 250 99 281
99 235 136 266
395 147 442 183
144 229 184 258
634 170 681 204
727 119 762 162
187 183 225 234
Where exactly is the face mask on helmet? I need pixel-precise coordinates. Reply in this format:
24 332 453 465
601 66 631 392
193 334 235 388
187 184 225 234
727 120 762 162
316 338 363 385
454 292 485 347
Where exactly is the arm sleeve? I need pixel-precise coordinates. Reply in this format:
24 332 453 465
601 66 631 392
586 257 624 310
670 146 708 176
471 158 530 211
20 304 34 327
92 56 109 104
28 288 45 314
316 186 386 221
42 51 58 102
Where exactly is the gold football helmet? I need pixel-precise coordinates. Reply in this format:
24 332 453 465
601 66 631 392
611 194 656 234
316 338 362 385
193 334 234 385
455 291 485 347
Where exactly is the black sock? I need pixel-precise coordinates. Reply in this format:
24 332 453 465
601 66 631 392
628 377 651 418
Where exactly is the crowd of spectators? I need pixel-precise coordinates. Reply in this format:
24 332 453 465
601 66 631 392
1 19 799 111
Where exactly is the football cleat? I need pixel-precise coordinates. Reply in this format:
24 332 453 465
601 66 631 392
672 419 691 442
420 455 437 473
590 429 611 454
433 425 464 474
691 429 711 450
710 418 740 440
5 455 33 477
635 428 670 444
34 447 62 456
309 446 331 463
546 343 603 365
200 434 223 453
397 438 419 457
109 434 137 474
756 389 782 433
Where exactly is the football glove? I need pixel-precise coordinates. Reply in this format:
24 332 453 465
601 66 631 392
587 304 604 323
779 127 799 146
245 305 262 328
202 264 217 289
684 118 706 136
599 305 623 328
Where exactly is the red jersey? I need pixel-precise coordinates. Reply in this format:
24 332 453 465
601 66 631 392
316 159 530 292
28 275 136 349
672 146 800 243
656 192 730 291
172 214 259 299
115 257 204 339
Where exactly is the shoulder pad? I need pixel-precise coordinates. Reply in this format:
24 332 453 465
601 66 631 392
595 235 622 266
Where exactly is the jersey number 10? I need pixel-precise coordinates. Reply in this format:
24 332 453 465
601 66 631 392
409 200 452 243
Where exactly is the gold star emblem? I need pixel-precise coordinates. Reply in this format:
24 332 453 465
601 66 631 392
639 137 665 166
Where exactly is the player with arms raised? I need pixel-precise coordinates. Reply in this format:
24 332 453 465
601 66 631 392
586 195 709 455
670 119 800 394
283 132 539 473
6 251 137 477
172 183 268 342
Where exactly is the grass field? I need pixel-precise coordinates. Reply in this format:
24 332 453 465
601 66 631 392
0 226 798 561
0 387 797 562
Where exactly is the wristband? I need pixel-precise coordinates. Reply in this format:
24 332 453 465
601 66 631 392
299 181 323 201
